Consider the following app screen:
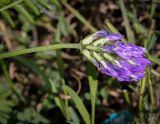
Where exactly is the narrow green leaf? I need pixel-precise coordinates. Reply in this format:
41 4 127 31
138 77 146 111
0 0 11 8
0 0 23 12
60 15 70 36
49 79 67 118
69 107 80 124
54 14 71 121
148 55 160 65
105 20 119 33
0 60 24 101
147 33 158 51
24 0 40 15
55 14 65 78
150 0 157 19
62 85 91 124
123 90 131 105
118 0 135 43
87 62 98 124
127 10 147 35
14 4 34 23
1 10 15 27
50 0 61 8
147 66 154 111
37 0 50 9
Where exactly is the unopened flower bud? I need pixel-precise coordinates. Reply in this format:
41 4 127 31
81 35 96 45
82 49 95 63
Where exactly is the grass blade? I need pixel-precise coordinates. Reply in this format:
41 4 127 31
147 33 158 51
138 77 146 111
61 1 97 32
0 0 24 12
55 14 65 78
62 85 91 124
37 0 50 9
49 79 67 118
118 0 135 43
1 10 15 27
0 60 24 101
147 66 154 111
24 0 40 15
69 107 80 124
55 14 71 121
148 55 160 65
14 4 34 23
87 62 98 124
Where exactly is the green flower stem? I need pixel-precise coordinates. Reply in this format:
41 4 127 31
147 66 154 111
0 43 81 59
138 77 146 111
123 89 131 106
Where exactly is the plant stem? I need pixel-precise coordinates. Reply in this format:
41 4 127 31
87 62 98 124
0 43 81 59
123 89 131 106
147 66 154 111
150 0 157 19
138 77 146 111
118 0 135 43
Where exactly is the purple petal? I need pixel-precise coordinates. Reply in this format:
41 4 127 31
95 31 109 37
100 63 118 77
107 33 124 40
133 58 152 66
130 73 145 81
95 31 124 41
103 41 147 60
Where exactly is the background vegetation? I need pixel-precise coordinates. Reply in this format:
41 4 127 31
0 0 160 124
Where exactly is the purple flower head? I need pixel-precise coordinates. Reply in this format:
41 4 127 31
95 31 124 41
101 40 151 82
82 31 152 82
96 31 151 82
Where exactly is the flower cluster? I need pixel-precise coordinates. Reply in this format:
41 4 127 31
82 31 151 82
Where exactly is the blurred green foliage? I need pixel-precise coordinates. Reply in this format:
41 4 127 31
0 0 160 124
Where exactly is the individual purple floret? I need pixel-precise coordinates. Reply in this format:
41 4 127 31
95 31 124 41
104 41 146 60
94 31 151 82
